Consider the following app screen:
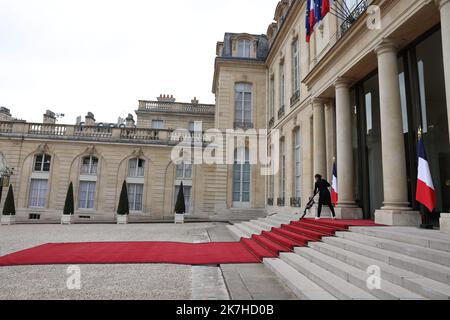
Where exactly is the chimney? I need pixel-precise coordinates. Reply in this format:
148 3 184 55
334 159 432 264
43 110 56 124
157 94 176 103
125 114 135 128
191 97 199 105
85 112 96 126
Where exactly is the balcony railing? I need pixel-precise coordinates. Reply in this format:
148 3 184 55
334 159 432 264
290 197 302 208
139 101 215 115
234 122 254 130
340 0 369 37
0 122 13 133
278 106 285 119
277 198 285 207
290 90 300 106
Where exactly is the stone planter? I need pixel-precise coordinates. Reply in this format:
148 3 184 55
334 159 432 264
1 215 16 225
117 215 128 225
61 215 74 225
174 214 185 224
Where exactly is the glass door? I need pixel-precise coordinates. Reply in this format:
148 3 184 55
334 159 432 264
233 148 251 208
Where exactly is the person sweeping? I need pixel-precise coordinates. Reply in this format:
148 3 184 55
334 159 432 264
313 174 336 220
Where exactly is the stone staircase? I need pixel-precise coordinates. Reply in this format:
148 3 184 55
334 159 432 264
227 213 450 300
216 209 267 222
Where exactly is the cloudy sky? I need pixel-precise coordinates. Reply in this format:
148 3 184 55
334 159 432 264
0 0 278 124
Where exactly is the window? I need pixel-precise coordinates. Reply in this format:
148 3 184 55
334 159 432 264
176 162 192 180
79 181 96 209
174 185 192 213
234 83 252 124
280 63 285 109
344 0 359 11
237 39 251 58
365 93 373 134
128 158 145 178
233 148 251 204
188 122 195 132
294 129 301 199
28 179 48 208
33 154 51 172
128 184 144 212
280 139 286 202
270 76 275 119
152 120 164 129
292 40 300 94
81 156 98 175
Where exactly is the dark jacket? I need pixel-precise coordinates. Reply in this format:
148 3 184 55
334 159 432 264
314 179 332 206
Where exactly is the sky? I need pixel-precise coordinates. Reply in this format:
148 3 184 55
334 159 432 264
0 0 278 124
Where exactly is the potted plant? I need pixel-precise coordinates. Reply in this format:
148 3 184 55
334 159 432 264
1 185 16 225
174 182 186 224
117 181 129 224
61 182 75 225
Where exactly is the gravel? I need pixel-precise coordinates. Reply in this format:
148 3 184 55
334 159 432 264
0 222 229 300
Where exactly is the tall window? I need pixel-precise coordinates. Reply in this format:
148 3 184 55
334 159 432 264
234 83 252 125
78 181 96 209
81 156 98 175
233 148 251 205
33 154 51 172
270 76 275 120
128 158 145 178
237 39 251 58
294 129 302 199
280 139 286 203
28 179 48 208
152 120 164 129
279 63 285 110
128 184 144 212
176 162 192 180
292 40 300 94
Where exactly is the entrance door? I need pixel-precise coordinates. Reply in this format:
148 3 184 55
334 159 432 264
233 148 251 208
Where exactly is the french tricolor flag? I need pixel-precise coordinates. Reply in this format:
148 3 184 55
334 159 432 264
416 134 436 213
331 162 338 206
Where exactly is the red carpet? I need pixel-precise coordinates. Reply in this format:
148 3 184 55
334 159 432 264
0 219 382 267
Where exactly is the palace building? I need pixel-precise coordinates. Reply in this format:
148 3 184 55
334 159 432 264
1 0 449 230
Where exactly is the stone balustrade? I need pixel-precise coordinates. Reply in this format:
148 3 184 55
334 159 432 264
138 101 215 115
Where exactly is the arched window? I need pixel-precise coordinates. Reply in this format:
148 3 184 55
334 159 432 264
128 158 145 178
81 156 98 175
33 154 51 172
234 83 253 128
237 39 251 58
233 148 251 207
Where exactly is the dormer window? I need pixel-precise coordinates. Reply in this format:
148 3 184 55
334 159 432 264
238 39 252 58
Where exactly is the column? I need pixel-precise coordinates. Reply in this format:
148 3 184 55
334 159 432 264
374 39 420 226
334 78 363 219
324 100 336 182
435 0 450 143
312 98 327 178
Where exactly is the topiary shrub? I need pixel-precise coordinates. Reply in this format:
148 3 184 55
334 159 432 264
175 182 186 215
63 182 75 216
2 185 16 216
117 181 129 216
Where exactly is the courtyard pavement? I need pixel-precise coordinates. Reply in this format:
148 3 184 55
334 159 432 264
0 222 295 300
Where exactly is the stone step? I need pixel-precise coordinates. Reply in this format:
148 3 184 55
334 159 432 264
266 216 292 225
242 221 269 234
257 218 281 228
280 253 378 300
325 236 450 285
226 225 246 241
233 223 255 238
337 231 450 267
350 227 450 253
263 258 337 300
311 240 450 300
250 219 275 231
295 246 426 300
